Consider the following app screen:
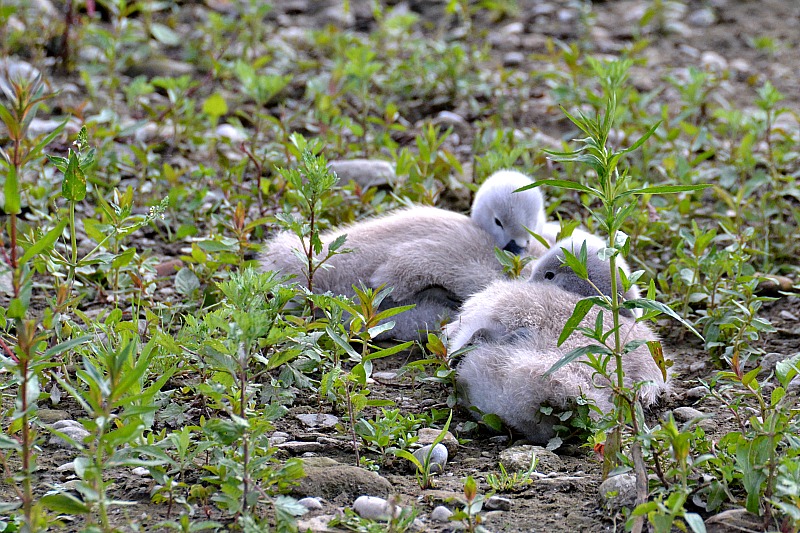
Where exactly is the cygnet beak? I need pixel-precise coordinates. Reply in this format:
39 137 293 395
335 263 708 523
503 240 525 255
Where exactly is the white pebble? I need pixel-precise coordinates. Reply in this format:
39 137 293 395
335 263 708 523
412 444 448 474
353 496 400 521
431 505 453 522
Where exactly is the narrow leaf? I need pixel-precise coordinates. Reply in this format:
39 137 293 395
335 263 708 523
19 218 68 264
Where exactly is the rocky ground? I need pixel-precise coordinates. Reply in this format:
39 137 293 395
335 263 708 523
3 0 800 531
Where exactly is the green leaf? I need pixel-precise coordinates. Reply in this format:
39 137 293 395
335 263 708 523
202 93 228 119
40 493 90 514
775 353 800 389
620 120 662 155
619 184 711 198
25 119 68 165
515 179 598 196
543 344 611 377
4 163 20 214
19 218 68 264
684 512 707 533
624 299 703 339
151 23 181 45
482 413 504 432
44 335 92 358
62 151 87 201
557 298 597 346
175 268 201 295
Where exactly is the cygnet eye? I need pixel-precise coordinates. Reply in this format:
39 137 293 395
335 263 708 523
494 218 503 228
544 271 555 280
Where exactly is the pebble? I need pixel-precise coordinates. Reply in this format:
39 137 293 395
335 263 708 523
269 431 289 446
124 57 195 79
688 361 706 373
430 505 453 522
49 420 90 448
684 386 708 401
277 441 324 453
672 406 705 422
0 58 40 83
499 445 562 473
416 429 459 455
56 462 75 473
687 7 716 27
327 159 396 189
37 409 71 424
432 111 472 140
293 457 393 500
296 413 339 429
131 467 150 477
779 310 799 321
297 497 323 511
485 496 512 511
412 444 448 474
598 473 637 511
216 124 247 144
701 51 728 73
372 371 400 383
353 496 399 521
704 508 764 532
296 515 335 531
762 352 791 372
503 52 525 67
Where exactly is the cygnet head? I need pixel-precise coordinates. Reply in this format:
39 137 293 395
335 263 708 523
471 170 546 255
529 234 638 303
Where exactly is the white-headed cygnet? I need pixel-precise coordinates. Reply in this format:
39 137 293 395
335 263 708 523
446 235 667 444
260 170 547 341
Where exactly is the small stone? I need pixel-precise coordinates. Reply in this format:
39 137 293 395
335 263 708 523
132 467 150 477
684 386 708 401
278 441 325 453
353 496 399 521
430 505 453 522
500 22 524 35
672 406 705 422
56 462 76 473
433 111 472 139
705 508 763 532
485 496 511 511
49 421 90 448
155 259 184 277
503 51 525 67
216 124 247 143
296 413 339 429
269 432 289 446
292 459 393 500
599 473 637 511
762 352 790 372
689 361 706 373
328 159 396 190
489 435 509 444
687 7 716 27
297 497 323 511
416 429 459 455
701 51 728 72
372 371 400 383
412 444 448 474
780 310 799 321
756 275 794 294
499 445 563 473
37 409 71 424
297 514 335 531
124 57 196 79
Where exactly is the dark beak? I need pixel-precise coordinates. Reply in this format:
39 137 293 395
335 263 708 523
503 240 525 255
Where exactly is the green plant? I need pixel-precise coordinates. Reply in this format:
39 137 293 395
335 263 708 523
393 411 453 489
486 454 538 492
450 475 489 533
41 331 175 531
